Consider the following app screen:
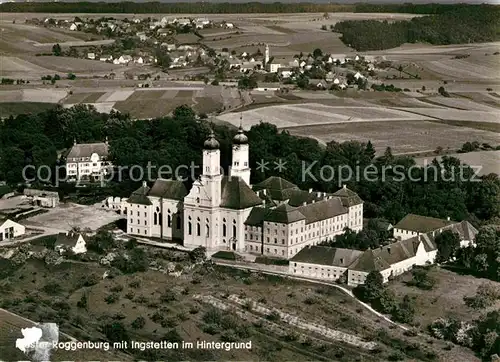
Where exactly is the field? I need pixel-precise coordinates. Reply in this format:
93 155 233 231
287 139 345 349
387 267 500 329
0 55 122 79
285 120 500 155
414 150 500 175
0 102 56 117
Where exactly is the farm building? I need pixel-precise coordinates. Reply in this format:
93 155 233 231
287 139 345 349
23 188 59 208
54 232 87 255
0 218 25 242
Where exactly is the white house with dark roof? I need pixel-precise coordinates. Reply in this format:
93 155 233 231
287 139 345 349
54 232 87 255
126 127 364 256
66 139 112 183
0 219 25 242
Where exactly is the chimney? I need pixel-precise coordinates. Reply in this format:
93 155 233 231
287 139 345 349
262 189 267 196
303 202 307 206
323 192 327 197
73 138 77 146
343 184 346 189
105 136 109 145
317 191 321 198
309 188 313 193
447 216 450 221
312 200 315 204
142 181 147 188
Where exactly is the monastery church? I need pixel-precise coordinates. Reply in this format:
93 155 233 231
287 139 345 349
126 128 363 259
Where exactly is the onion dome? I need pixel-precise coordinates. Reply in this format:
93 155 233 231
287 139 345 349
233 125 248 145
203 130 220 150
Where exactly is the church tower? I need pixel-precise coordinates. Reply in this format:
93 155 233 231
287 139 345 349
265 44 270 65
230 125 250 185
201 130 222 207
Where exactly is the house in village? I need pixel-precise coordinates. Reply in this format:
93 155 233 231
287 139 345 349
126 129 364 258
0 218 25 242
87 53 96 60
54 232 87 255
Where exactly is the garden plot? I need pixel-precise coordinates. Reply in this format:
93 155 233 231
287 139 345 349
286 120 500 155
399 108 500 123
237 25 286 35
415 151 500 176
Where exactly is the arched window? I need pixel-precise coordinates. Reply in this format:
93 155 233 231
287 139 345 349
167 214 171 227
188 216 192 235
206 218 210 237
222 218 227 237
232 219 236 237
154 213 158 225
196 217 201 236
176 214 181 229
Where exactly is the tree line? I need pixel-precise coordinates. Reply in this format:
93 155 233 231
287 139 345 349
0 2 482 14
334 5 500 51
0 104 498 227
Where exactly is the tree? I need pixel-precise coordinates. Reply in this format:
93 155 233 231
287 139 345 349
237 75 258 90
409 268 436 290
312 48 323 58
364 141 376 162
435 230 460 262
189 246 207 263
102 322 129 344
393 295 416 323
52 43 62 56
361 271 384 301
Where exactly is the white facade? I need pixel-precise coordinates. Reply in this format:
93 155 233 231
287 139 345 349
0 219 25 242
55 234 87 255
66 141 112 183
229 142 250 185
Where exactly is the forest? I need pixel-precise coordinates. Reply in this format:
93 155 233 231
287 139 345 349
0 2 486 15
334 5 500 51
1 104 498 228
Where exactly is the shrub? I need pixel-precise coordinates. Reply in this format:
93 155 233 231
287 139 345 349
408 268 436 290
131 316 145 329
129 279 141 288
42 282 62 295
105 293 120 304
267 310 281 322
160 290 177 303
464 283 500 309
110 284 123 293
